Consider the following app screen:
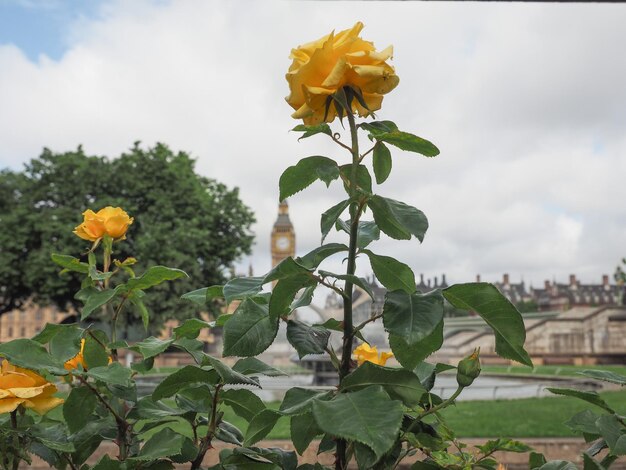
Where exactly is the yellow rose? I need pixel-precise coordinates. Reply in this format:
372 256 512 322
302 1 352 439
353 343 394 367
73 206 133 242
0 360 64 415
64 338 87 372
286 21 399 125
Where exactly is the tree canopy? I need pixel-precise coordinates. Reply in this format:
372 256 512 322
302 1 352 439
0 143 255 330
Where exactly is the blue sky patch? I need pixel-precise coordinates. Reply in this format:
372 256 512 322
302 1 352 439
0 0 104 61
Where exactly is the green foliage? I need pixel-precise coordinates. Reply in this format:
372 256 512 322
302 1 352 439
443 283 533 367
0 73 548 470
0 143 254 328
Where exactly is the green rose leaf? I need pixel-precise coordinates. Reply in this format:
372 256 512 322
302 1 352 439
83 330 111 369
336 220 380 249
291 412 322 455
244 409 282 446
414 361 456 391
215 421 245 446
221 389 266 422
594 415 626 455
583 453 607 470
341 362 426 407
547 388 614 413
279 388 332 416
0 338 67 375
232 357 287 377
311 385 403 460
128 291 150 331
136 427 185 460
270 275 316 320
363 250 416 293
173 318 212 339
51 253 89 274
43 324 82 362
339 164 373 195
321 199 350 243
372 141 392 184
75 287 119 321
223 276 265 303
130 396 186 419
203 355 260 387
476 438 532 454
564 410 602 435
579 369 626 386
383 290 444 347
180 285 223 306
223 298 279 357
64 387 97 434
443 283 533 367
291 284 317 310
297 243 349 270
152 365 216 401
367 195 428 242
388 320 444 370
129 337 174 360
86 362 132 387
535 461 583 470
279 156 340 201
361 121 440 157
292 123 332 140
123 266 188 291
286 320 331 359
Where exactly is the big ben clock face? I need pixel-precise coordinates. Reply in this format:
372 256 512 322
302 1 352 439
275 236 290 250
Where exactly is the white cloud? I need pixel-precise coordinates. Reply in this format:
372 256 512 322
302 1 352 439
1 0 625 289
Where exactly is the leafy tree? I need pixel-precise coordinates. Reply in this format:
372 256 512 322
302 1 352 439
0 143 255 330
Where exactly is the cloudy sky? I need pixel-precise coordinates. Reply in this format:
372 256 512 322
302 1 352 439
1 0 625 292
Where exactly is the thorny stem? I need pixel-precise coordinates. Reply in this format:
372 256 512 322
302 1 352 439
335 105 362 470
191 384 223 470
53 451 78 470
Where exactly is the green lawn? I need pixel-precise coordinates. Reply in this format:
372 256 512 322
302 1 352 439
137 390 626 441
481 364 626 378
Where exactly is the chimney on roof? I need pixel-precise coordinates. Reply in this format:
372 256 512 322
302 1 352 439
544 280 550 290
434 276 438 287
476 274 481 283
442 274 447 285
603 274 610 289
420 273 424 284
503 273 509 286
569 274 576 287
427 279 431 287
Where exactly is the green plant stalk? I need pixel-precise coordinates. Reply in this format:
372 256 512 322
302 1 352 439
191 384 223 470
336 105 361 470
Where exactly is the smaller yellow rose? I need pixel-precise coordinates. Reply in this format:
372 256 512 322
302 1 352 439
0 360 64 415
73 206 133 242
353 343 394 367
64 338 87 372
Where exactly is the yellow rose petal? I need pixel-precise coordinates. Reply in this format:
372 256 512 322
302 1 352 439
0 397 26 414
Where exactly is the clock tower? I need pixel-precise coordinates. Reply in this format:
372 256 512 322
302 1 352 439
271 200 295 267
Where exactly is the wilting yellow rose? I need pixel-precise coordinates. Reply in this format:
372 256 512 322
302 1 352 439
286 21 399 125
73 206 134 242
0 360 64 415
353 343 394 367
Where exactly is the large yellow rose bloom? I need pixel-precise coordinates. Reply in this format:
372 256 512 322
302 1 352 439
73 206 134 242
353 343 394 367
286 21 399 125
0 360 64 415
